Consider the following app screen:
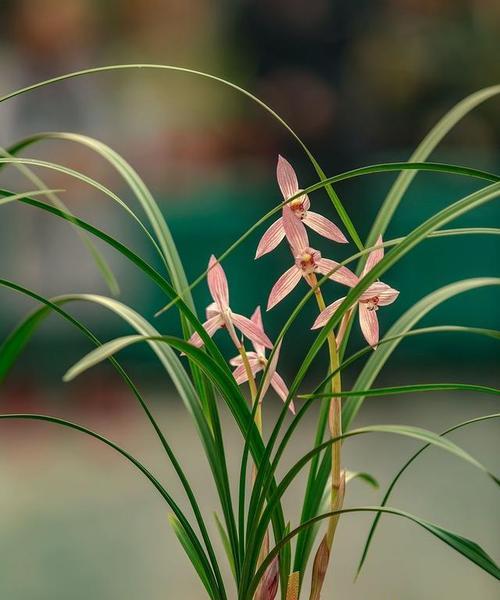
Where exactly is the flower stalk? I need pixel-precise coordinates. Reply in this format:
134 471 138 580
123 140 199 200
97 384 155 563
309 273 343 596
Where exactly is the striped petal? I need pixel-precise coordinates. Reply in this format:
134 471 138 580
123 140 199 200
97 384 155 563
277 155 299 199
283 205 308 253
258 339 281 402
232 360 262 385
187 315 223 348
302 211 348 243
206 302 220 320
232 313 273 349
316 258 359 287
207 255 229 310
362 234 384 276
311 297 345 329
229 351 258 367
360 281 400 305
271 372 295 414
267 266 302 310
255 218 285 259
359 303 379 347
250 306 266 355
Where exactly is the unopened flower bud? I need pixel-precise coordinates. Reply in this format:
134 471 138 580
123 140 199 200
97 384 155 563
309 536 330 600
254 556 279 600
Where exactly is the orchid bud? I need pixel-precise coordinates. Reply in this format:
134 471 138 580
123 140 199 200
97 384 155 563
254 556 279 600
309 535 330 600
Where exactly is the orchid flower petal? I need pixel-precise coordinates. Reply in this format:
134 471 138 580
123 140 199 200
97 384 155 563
232 361 262 385
267 265 302 310
316 258 359 287
232 313 273 349
283 204 309 253
229 351 258 367
255 218 285 259
270 372 295 414
362 234 384 276
206 302 220 320
359 303 379 347
311 297 345 329
302 211 348 243
258 339 282 402
187 315 223 348
277 155 299 199
250 306 266 355
301 193 311 211
360 281 400 305
207 255 229 310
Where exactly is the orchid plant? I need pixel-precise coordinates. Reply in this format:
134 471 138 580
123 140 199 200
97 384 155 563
0 65 499 600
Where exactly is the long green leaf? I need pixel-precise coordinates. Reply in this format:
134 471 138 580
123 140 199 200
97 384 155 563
0 146 119 295
242 422 499 592
0 413 221 598
214 512 237 581
0 188 64 207
47 294 239 582
248 505 500 599
357 413 500 577
365 84 500 249
302 382 500 399
344 277 500 430
289 182 500 414
3 191 289 562
0 279 227 596
4 133 212 430
169 514 218 599
292 325 500 574
0 63 363 252
0 158 163 262
65 330 290 585
5 132 194 311
156 161 499 317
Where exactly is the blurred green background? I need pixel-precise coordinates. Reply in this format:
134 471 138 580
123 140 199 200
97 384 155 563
0 0 498 598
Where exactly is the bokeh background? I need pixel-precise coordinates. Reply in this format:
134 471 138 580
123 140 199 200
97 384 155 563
0 1 499 598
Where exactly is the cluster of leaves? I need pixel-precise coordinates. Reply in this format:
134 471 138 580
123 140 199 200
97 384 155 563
0 66 499 599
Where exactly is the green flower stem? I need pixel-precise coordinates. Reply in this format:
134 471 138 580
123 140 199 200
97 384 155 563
308 273 343 597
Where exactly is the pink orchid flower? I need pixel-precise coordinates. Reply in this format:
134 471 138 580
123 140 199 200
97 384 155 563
311 236 399 347
188 256 273 350
230 307 295 413
255 155 347 259
267 206 358 310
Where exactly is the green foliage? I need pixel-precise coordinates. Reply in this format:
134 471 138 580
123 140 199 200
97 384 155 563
0 67 498 599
